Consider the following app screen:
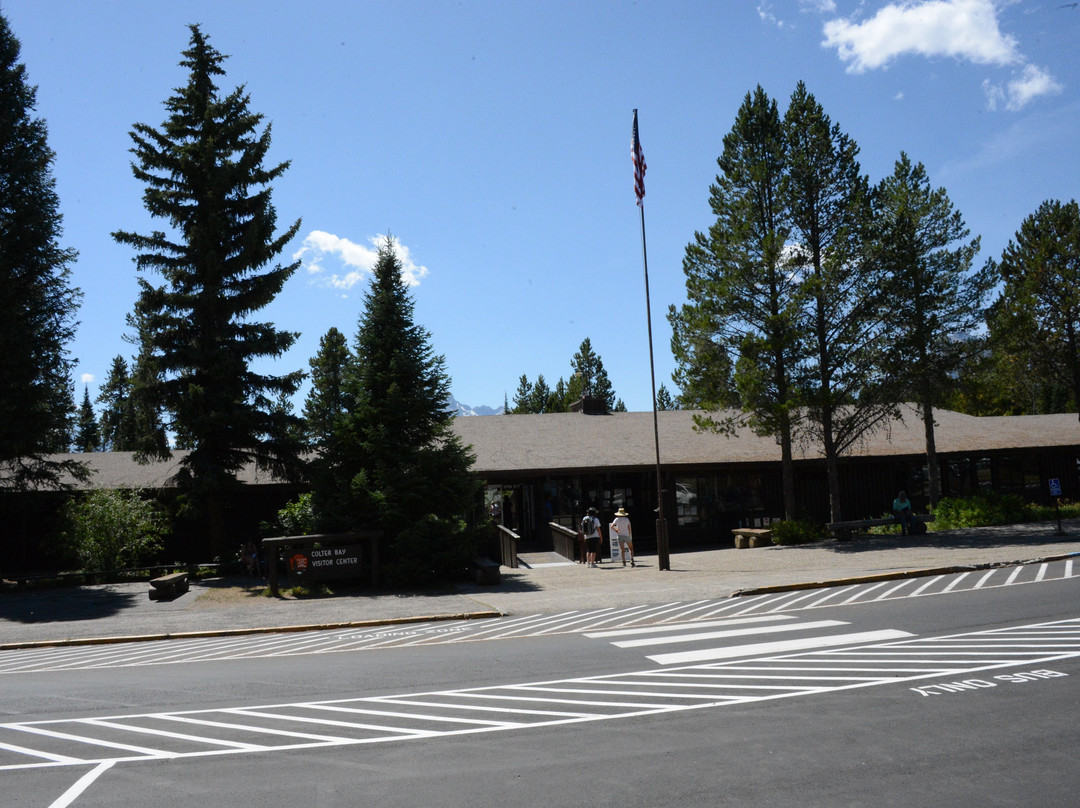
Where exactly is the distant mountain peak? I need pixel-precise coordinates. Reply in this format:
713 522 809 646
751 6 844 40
446 396 504 417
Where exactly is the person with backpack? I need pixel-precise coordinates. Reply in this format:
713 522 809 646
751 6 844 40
581 507 601 567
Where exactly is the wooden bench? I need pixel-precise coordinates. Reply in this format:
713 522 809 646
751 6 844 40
732 528 773 549
827 514 934 540
148 571 189 601
470 556 501 585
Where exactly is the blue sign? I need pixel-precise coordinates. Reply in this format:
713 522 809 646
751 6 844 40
1049 478 1062 497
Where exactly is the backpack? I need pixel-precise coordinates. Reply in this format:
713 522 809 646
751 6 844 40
580 515 593 535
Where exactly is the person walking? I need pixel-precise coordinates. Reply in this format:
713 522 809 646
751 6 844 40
611 506 635 567
581 507 602 567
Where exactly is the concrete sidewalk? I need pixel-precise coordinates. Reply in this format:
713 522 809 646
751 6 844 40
3 519 1080 649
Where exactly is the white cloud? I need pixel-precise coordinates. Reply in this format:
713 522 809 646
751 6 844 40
822 0 1021 73
987 63 1064 111
821 0 1063 111
758 1 784 28
292 231 430 289
81 373 94 384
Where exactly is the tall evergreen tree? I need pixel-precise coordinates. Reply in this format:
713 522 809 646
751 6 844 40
988 199 1080 421
671 86 802 520
317 239 481 584
112 25 304 556
569 337 617 411
0 14 86 488
302 327 352 447
656 384 678 411
511 374 534 414
74 386 101 452
97 356 135 451
784 82 890 523
529 374 554 414
873 153 989 505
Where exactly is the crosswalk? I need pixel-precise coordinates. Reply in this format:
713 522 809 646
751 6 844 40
585 615 913 665
0 558 1075 675
3 617 1079 773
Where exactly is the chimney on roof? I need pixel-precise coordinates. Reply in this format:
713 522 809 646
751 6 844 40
570 396 608 415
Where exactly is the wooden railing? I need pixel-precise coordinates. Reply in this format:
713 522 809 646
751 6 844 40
495 524 520 569
548 522 581 563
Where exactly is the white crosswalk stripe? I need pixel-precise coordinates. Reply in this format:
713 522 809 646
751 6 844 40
0 559 1075 674
2 618 1078 772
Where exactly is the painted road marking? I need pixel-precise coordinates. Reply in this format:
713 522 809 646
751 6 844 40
1 619 1079 775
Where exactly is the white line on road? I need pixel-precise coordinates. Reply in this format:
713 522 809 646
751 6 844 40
584 614 794 639
609 619 849 649
48 761 115 808
647 629 914 665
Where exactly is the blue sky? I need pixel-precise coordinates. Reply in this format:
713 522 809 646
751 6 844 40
5 1 1078 413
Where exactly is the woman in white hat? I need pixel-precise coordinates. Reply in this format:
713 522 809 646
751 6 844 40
610 507 635 567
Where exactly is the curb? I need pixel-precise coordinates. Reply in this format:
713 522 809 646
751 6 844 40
0 609 503 652
731 551 1080 597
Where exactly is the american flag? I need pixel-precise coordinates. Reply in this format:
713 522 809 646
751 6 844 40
632 109 646 207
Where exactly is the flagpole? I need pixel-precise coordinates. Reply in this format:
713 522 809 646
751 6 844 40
633 109 670 571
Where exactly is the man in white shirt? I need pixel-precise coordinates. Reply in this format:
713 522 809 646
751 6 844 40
611 507 635 567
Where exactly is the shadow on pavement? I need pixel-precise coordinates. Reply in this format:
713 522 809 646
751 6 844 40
0 586 141 624
828 525 1077 555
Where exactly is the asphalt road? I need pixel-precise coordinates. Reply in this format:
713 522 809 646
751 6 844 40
4 566 1079 807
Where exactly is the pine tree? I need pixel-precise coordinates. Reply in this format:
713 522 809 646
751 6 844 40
873 153 989 505
112 25 304 556
569 337 617 411
318 239 481 584
671 86 802 519
784 82 890 523
302 327 352 447
0 14 86 488
656 384 678 411
97 356 133 451
511 374 534 413
529 374 553 414
74 386 101 452
988 199 1080 420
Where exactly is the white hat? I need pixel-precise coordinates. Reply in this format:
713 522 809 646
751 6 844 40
614 507 628 517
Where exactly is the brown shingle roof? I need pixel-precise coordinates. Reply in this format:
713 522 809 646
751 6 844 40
450 406 1080 475
18 406 1079 490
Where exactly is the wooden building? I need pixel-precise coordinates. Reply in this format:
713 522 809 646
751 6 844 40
454 406 1080 552
3 405 1078 574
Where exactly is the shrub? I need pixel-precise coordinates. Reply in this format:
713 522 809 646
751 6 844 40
62 488 168 572
262 492 317 537
381 514 479 588
931 491 1027 530
771 519 822 546
1024 499 1080 522
867 514 903 535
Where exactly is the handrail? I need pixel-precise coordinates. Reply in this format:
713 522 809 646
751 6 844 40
495 525 519 568
548 522 581 563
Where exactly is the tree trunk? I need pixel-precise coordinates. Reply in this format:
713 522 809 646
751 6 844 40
780 421 797 521
922 398 941 508
822 410 842 523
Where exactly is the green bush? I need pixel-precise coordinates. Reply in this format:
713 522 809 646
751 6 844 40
382 514 479 588
867 514 903 535
1024 499 1080 522
62 488 168 572
932 491 1027 530
771 519 822 546
262 492 317 537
